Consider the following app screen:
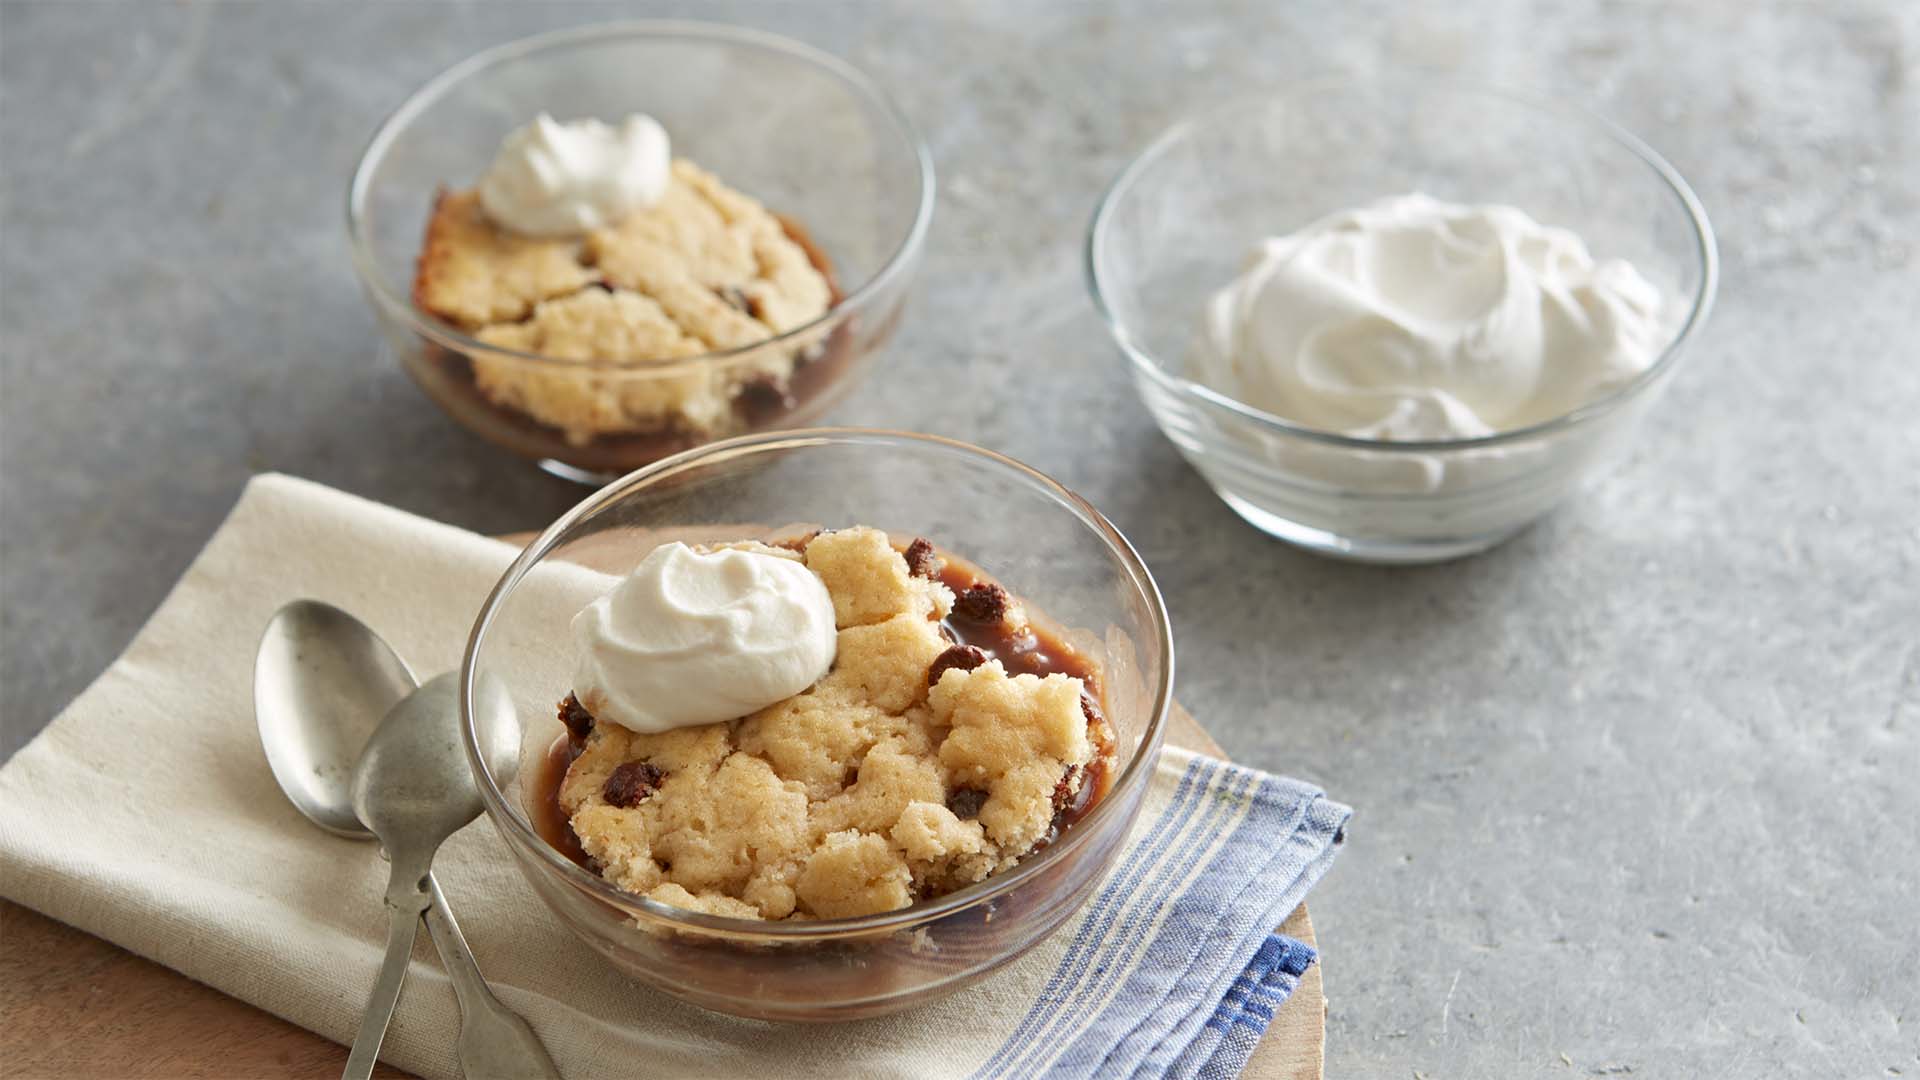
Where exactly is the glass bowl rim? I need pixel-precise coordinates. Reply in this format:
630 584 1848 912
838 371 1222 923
1084 74 1719 454
459 427 1176 939
346 19 937 373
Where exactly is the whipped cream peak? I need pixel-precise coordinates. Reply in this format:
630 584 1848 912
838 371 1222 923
478 112 671 238
1196 192 1668 441
571 542 836 734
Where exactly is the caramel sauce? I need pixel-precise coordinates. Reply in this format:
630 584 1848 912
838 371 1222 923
530 734 593 870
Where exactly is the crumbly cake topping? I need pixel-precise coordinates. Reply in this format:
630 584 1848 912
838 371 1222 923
557 527 1107 921
413 189 599 328
412 159 833 445
467 290 729 441
475 288 708 363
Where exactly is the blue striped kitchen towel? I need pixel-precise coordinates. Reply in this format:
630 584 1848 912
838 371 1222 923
967 745 1350 1080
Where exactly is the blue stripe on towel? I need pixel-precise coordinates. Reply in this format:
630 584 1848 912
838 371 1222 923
989 768 1257 1078
1123 777 1338 1079
1054 774 1306 1077
1181 934 1318 1080
973 755 1223 1079
973 757 1349 1080
1033 771 1264 1074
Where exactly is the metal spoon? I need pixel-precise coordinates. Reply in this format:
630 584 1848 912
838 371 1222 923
255 602 559 1080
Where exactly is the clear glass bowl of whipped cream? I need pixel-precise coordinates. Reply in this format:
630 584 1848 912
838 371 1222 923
1088 78 1717 563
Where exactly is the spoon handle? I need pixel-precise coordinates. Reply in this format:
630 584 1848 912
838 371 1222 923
342 901 424 1080
422 874 562 1080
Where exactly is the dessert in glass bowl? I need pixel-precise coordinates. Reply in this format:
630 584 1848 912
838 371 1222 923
348 23 933 483
461 430 1171 1019
542 526 1117 921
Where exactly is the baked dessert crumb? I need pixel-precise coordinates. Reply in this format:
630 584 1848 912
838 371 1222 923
412 189 598 328
550 527 1116 921
412 159 835 448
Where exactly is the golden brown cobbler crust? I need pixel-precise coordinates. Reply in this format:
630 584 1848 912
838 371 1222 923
410 159 833 446
558 528 1104 921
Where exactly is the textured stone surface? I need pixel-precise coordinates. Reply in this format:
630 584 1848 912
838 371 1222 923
2 1 1916 1075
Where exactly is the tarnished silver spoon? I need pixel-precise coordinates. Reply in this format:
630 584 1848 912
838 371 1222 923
255 602 559 1080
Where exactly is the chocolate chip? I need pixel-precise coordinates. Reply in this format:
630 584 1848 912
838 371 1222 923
558 694 594 742
952 582 1010 624
946 787 989 820
603 761 665 808
927 643 989 687
1051 766 1083 816
1079 691 1102 729
735 375 794 426
903 538 940 579
714 285 764 320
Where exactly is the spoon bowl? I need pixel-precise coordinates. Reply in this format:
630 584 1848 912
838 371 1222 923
349 672 519 858
255 600 416 837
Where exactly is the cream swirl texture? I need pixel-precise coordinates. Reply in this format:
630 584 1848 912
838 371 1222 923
1194 193 1668 440
572 543 836 733
478 113 671 238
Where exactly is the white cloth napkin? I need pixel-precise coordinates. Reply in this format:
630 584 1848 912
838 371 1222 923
0 474 1347 1079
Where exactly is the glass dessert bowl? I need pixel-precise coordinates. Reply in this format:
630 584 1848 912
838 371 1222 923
348 22 934 484
460 430 1173 1020
1088 77 1717 563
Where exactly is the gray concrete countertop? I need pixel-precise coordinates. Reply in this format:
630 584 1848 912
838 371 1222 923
3 1 1915 1075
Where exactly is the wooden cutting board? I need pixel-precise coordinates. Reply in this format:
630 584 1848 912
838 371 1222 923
0 532 1325 1080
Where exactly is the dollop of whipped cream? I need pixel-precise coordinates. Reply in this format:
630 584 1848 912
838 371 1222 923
1194 193 1669 440
478 113 671 238
571 543 836 734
